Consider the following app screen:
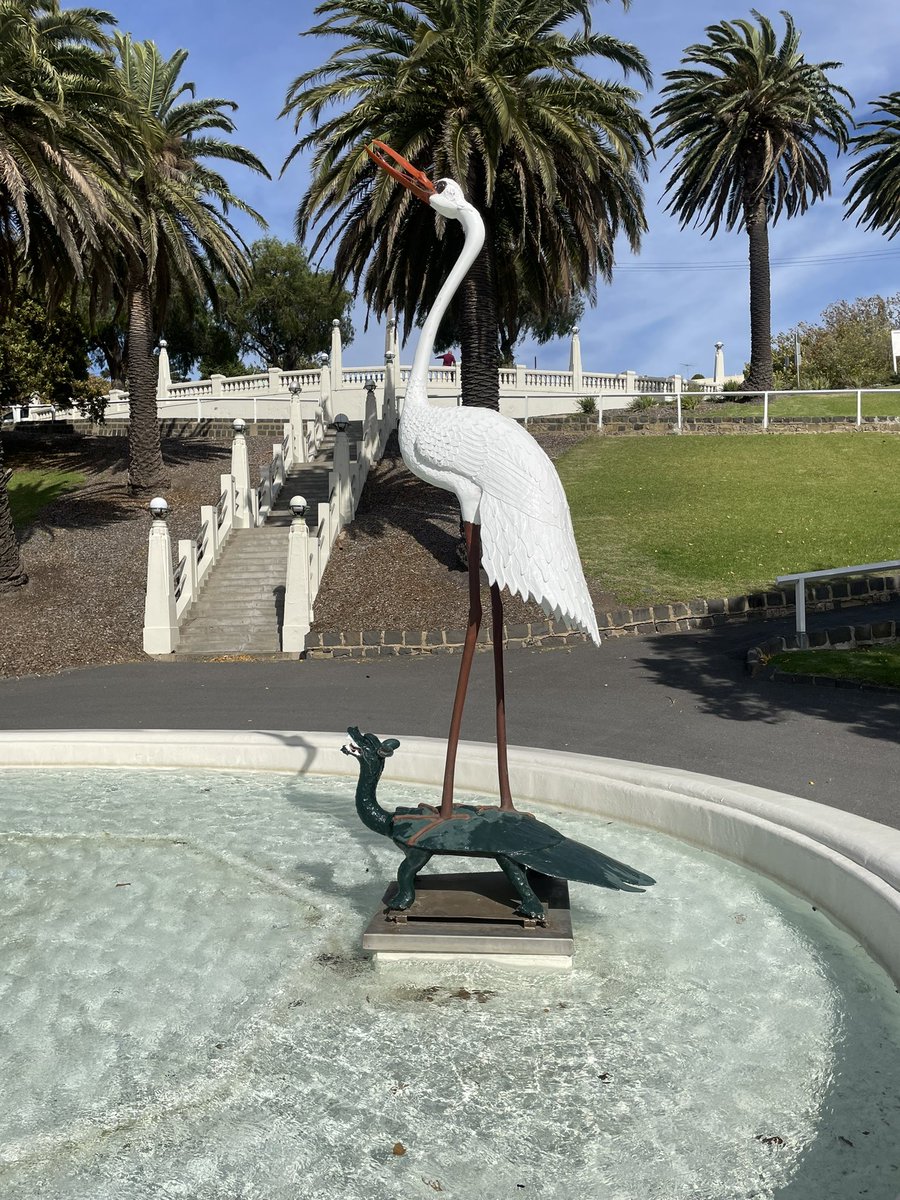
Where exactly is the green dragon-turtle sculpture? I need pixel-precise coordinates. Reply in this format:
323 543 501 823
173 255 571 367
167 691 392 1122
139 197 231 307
343 727 655 922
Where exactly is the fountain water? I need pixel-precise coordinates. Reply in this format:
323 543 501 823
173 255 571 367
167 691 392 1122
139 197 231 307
1 731 898 1198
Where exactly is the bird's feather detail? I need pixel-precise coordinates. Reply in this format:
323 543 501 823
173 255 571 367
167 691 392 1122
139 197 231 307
404 404 600 644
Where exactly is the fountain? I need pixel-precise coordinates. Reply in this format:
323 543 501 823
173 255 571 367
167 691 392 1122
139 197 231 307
1 729 899 1198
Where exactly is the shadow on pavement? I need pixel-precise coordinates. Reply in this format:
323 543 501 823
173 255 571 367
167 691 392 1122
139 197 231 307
632 607 900 745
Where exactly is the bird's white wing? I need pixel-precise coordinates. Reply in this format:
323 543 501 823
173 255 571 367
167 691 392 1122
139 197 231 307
415 408 600 644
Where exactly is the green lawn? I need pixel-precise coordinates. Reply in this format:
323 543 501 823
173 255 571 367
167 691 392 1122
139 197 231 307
8 468 85 527
556 433 900 604
768 646 900 689
686 391 900 419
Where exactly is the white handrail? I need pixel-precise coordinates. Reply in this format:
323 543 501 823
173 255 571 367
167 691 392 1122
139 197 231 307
776 560 900 641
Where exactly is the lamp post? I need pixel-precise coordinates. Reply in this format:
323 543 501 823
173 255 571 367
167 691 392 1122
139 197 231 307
231 417 254 528
283 495 312 653
143 496 179 654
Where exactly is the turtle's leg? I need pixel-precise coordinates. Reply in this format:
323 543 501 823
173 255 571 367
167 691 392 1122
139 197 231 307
496 855 545 923
387 847 433 912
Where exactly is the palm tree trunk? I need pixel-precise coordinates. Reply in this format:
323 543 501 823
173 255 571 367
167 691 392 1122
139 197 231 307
459 168 500 412
744 192 775 391
459 251 500 410
127 279 168 492
0 437 27 591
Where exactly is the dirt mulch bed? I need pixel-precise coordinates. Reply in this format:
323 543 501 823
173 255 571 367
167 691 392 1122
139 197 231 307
0 435 270 678
0 427 616 678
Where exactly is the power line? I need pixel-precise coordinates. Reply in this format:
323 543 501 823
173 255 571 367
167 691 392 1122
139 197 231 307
616 248 900 272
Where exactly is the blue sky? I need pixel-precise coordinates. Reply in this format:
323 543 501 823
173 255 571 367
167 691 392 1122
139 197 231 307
111 0 900 379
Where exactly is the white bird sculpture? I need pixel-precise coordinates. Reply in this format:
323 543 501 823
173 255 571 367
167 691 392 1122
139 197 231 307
367 142 600 818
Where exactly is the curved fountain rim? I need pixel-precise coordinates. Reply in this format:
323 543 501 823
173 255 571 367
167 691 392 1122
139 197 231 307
2 728 898 984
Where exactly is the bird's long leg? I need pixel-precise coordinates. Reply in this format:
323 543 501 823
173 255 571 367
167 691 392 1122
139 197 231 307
490 582 514 810
441 521 482 817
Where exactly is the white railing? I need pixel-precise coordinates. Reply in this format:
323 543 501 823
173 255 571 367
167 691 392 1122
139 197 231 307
603 387 900 432
776 560 900 642
145 391 399 654
282 392 399 652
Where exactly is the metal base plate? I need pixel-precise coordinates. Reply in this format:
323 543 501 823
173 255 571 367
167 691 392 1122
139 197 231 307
362 871 574 960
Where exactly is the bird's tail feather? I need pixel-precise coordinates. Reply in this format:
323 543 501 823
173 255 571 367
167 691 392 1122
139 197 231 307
516 839 655 892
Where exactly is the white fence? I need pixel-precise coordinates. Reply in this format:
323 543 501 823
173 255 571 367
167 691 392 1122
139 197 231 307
623 387 900 432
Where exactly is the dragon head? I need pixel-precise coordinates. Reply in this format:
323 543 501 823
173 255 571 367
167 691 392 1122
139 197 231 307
342 727 401 775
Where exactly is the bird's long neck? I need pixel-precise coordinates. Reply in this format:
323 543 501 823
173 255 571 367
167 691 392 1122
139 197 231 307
354 758 394 837
407 205 485 406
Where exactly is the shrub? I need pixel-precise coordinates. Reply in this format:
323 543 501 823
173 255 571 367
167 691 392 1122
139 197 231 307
576 395 597 414
680 393 700 410
631 395 656 411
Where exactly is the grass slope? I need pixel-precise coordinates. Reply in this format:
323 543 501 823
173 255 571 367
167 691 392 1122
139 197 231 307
769 646 900 689
9 468 85 528
556 433 900 605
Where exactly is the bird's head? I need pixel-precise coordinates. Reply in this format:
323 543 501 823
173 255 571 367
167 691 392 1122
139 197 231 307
341 726 401 774
366 140 470 222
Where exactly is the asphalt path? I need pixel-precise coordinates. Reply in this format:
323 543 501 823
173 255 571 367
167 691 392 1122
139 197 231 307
1 601 898 829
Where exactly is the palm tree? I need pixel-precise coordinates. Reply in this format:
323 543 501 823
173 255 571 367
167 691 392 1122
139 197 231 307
110 35 269 491
0 1 135 591
653 10 852 391
282 0 651 411
845 93 900 240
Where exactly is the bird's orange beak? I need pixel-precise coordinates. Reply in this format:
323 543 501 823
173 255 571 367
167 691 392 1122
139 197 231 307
367 140 436 203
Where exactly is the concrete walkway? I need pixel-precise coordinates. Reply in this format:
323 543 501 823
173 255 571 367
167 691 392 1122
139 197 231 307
1 599 898 830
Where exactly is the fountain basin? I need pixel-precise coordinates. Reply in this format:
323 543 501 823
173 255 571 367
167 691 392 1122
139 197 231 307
3 729 898 985
1 730 898 1199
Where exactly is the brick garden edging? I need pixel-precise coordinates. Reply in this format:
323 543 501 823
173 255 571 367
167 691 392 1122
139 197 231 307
746 620 900 693
305 572 900 660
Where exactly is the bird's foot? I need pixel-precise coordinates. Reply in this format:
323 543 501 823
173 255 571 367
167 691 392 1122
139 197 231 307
386 890 415 914
514 902 546 925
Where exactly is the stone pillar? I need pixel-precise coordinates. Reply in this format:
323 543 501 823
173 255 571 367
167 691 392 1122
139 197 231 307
282 498 312 653
713 342 725 387
210 374 225 398
384 351 396 433
290 388 306 464
319 360 332 423
156 339 171 401
143 498 179 653
330 319 343 389
625 370 638 398
268 366 284 395
231 419 254 529
569 327 583 394
332 417 352 528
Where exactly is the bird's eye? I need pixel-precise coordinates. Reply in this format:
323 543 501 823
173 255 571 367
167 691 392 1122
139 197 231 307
435 180 447 194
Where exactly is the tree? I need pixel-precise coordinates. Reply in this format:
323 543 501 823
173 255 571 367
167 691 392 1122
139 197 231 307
0 293 90 407
282 0 651 411
109 34 269 492
218 238 353 369
0 1 137 590
846 93 900 240
772 293 900 390
654 10 852 391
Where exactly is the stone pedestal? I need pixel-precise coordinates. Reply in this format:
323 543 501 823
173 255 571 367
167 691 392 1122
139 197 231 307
363 871 574 968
